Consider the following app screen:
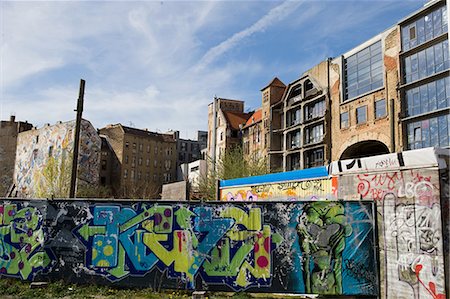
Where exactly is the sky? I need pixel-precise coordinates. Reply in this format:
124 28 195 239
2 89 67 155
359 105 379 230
1 0 427 140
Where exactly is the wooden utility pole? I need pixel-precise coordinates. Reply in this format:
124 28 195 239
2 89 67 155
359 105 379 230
69 79 85 198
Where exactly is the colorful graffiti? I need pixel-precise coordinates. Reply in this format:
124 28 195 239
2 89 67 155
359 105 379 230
333 153 447 299
221 177 338 201
0 203 52 279
74 204 284 290
0 200 377 295
13 120 101 198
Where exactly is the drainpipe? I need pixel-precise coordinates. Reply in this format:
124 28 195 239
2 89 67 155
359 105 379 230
390 98 395 152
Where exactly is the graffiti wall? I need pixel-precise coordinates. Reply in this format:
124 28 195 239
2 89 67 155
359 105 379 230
13 120 101 197
220 177 338 201
219 166 335 201
0 199 377 296
331 148 448 299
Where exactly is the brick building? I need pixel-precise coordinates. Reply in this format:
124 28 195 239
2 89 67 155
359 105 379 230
207 98 251 166
0 115 33 196
99 124 177 198
13 119 101 198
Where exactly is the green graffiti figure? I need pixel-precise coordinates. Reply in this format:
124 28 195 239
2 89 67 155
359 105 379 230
296 202 352 294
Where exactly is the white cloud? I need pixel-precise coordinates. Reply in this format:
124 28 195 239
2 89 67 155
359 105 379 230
195 1 304 71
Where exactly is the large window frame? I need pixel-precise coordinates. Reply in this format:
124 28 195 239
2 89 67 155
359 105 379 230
304 148 324 168
401 5 448 51
344 40 383 101
304 123 324 145
405 76 449 117
403 39 449 84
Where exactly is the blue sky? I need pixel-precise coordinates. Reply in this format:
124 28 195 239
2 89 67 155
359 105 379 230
1 0 426 139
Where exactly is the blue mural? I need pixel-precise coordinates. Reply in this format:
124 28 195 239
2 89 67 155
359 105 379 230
0 200 378 296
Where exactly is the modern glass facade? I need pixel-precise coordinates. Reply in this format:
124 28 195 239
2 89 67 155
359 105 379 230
401 5 447 51
401 2 449 150
344 41 383 100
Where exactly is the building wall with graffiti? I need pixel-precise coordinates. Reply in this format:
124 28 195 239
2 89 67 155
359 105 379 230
219 147 449 298
331 149 449 299
0 199 378 296
13 120 101 197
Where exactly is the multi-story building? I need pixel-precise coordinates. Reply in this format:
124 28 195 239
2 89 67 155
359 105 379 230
269 62 331 171
398 0 449 151
0 115 33 196
207 98 251 165
329 0 448 160
197 131 208 152
242 109 263 159
99 124 177 198
13 119 101 198
329 24 402 160
168 130 203 181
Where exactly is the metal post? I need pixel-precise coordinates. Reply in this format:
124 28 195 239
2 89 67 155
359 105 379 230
69 79 85 198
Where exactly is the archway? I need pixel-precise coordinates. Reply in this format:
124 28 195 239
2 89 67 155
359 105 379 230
340 140 390 160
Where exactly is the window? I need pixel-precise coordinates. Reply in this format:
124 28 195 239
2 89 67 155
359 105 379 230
124 169 128 179
356 106 367 124
244 141 249 155
344 41 383 100
191 166 199 172
147 145 150 153
154 146 158 154
153 174 157 182
133 143 137 150
289 108 301 126
305 123 324 144
263 91 269 102
125 155 129 164
289 154 300 170
138 157 142 165
36 135 39 144
405 77 450 117
407 114 449 149
401 5 448 51
305 80 314 91
409 25 416 40
375 99 387 119
290 85 302 98
132 156 136 167
139 143 143 152
181 142 187 151
403 39 449 83
305 99 325 121
125 142 129 148
289 130 301 149
48 146 53 157
146 158 150 166
101 160 107 170
154 160 157 167
220 132 223 141
340 111 349 129
305 148 324 168
131 170 135 179
138 171 142 180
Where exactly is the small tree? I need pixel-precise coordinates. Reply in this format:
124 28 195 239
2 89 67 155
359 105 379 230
36 154 72 198
197 146 269 200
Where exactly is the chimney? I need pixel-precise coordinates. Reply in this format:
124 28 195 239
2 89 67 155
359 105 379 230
10 115 15 123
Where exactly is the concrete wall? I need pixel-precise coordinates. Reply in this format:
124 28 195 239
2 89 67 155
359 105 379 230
219 148 449 298
0 199 377 296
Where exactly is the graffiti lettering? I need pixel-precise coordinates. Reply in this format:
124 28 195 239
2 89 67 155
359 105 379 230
0 204 52 279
